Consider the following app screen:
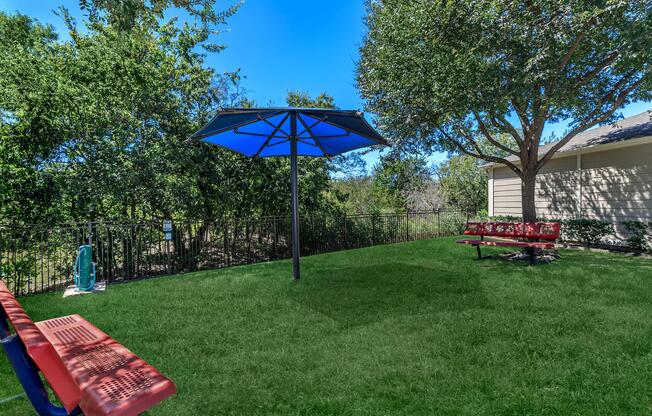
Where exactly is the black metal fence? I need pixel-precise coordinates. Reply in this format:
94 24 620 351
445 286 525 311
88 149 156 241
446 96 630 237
0 210 469 295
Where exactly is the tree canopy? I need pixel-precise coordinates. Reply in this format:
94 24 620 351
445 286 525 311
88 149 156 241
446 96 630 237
371 153 433 211
358 0 652 220
0 3 342 225
435 155 487 214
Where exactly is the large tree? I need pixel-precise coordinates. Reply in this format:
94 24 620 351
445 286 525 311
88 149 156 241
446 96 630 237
0 2 242 223
0 5 344 224
435 155 487 214
372 153 433 211
358 0 652 221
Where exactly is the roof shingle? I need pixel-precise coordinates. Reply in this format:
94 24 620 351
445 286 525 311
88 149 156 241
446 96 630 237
485 110 652 167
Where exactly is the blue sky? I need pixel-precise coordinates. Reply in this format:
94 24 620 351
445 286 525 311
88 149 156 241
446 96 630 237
2 0 650 171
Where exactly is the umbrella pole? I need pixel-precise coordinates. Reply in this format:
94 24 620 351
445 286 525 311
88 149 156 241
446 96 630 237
290 112 300 280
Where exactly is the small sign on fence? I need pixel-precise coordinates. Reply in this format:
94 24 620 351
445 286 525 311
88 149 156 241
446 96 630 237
163 220 172 241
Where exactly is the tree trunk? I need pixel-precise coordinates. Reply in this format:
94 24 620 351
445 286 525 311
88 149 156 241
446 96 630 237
521 173 537 222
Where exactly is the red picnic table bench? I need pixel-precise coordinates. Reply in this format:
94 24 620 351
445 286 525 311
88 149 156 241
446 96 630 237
456 222 561 265
0 280 176 416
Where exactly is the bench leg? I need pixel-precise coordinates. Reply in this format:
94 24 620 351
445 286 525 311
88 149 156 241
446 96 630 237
1 335 81 416
0 308 9 339
475 245 482 259
528 248 536 266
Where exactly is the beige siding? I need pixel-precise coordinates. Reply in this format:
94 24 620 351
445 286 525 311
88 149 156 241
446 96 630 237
490 140 652 238
492 166 522 215
493 155 578 219
580 142 652 232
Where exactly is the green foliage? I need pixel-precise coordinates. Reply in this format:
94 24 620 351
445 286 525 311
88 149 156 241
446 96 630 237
0 7 342 225
492 215 523 222
438 210 468 235
0 256 35 294
358 0 652 151
358 0 652 221
286 91 335 109
622 221 650 251
371 153 432 211
563 218 614 246
435 155 487 213
331 178 384 214
0 13 70 222
78 0 241 35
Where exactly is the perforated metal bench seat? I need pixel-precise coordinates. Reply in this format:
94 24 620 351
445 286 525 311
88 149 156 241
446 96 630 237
456 222 561 264
0 280 176 416
36 315 176 416
456 239 555 249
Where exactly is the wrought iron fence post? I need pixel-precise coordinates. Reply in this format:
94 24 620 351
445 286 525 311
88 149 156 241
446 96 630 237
343 213 347 249
166 231 171 275
87 220 92 245
437 208 441 237
225 220 231 267
372 214 376 245
272 217 278 260
405 211 410 242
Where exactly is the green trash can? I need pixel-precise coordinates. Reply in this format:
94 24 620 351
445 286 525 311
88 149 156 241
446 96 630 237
74 245 96 291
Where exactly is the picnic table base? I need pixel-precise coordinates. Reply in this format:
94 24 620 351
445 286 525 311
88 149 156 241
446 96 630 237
500 250 560 264
63 281 106 298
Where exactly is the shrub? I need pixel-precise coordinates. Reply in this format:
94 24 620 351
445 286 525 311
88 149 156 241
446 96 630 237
475 209 489 220
439 211 467 235
489 215 522 222
0 257 36 295
622 221 650 251
563 218 614 247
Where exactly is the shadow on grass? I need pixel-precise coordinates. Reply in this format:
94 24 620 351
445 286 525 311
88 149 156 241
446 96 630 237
291 263 489 328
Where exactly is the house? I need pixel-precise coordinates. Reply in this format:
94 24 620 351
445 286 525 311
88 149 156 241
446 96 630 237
485 110 652 237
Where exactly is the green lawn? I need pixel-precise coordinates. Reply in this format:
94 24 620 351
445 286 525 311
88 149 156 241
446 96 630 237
2 237 652 415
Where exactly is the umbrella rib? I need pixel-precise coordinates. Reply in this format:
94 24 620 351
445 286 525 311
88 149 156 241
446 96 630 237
302 113 384 144
296 113 352 139
233 130 287 139
258 113 290 137
296 138 318 147
297 113 331 159
253 112 291 158
187 110 285 142
305 133 350 139
266 139 290 148
296 116 325 137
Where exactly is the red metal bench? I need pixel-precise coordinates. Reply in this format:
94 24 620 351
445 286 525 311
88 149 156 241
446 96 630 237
456 222 561 264
0 280 176 416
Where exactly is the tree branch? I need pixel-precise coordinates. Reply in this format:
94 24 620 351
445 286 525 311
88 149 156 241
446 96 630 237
510 98 530 137
436 126 522 176
575 50 621 86
559 13 602 71
490 113 524 147
455 125 485 155
593 70 637 108
472 112 519 156
536 74 648 170
559 31 588 71
530 105 548 148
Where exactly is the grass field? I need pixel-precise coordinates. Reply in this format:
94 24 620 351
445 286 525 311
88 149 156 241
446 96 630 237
2 237 652 415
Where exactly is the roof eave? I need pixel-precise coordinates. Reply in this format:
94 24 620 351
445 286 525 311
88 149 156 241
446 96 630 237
481 134 652 170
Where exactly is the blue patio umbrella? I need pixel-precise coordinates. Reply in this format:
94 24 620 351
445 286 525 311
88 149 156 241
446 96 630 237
187 107 387 280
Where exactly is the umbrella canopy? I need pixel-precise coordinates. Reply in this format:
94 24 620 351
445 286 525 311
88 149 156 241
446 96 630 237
189 107 386 158
187 107 387 280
